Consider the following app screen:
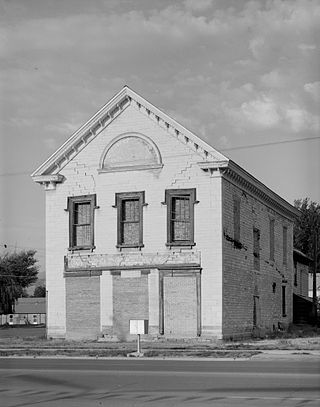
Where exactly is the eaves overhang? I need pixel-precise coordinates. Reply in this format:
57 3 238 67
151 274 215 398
293 248 313 265
198 159 300 220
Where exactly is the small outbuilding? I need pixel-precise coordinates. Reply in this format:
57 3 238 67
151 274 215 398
293 249 314 324
0 298 46 326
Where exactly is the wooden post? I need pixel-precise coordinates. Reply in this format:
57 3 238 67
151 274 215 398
159 272 164 335
196 272 201 336
137 334 141 353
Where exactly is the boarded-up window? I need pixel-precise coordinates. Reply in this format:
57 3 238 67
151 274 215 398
172 197 191 241
74 202 91 247
233 197 241 242
282 286 286 317
164 189 197 246
269 219 275 261
253 228 260 271
121 199 140 244
68 194 96 250
115 191 145 248
253 296 260 327
283 226 287 265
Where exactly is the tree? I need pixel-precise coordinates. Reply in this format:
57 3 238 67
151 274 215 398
33 285 46 297
0 250 39 314
294 198 320 271
294 198 320 323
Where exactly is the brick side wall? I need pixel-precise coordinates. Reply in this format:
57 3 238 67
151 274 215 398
113 274 149 340
65 276 100 340
222 178 294 339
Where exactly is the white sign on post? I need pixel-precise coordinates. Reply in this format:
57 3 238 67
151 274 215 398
129 319 148 335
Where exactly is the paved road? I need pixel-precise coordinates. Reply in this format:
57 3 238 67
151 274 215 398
0 358 319 406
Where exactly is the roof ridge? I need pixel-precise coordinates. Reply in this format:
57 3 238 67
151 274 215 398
31 86 228 179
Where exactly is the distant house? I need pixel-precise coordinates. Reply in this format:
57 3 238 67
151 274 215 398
293 249 314 324
308 270 320 300
0 298 46 326
32 86 299 340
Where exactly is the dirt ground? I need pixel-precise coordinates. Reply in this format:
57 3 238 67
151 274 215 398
0 326 46 339
0 325 320 351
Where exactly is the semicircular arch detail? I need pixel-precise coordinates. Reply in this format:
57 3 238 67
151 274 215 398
99 133 163 172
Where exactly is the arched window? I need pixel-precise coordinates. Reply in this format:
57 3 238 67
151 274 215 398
99 133 162 172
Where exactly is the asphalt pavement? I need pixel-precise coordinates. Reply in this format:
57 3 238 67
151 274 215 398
1 358 319 406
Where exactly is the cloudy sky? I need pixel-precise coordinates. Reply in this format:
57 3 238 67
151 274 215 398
0 0 319 274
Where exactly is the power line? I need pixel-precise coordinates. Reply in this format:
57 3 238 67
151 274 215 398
0 171 31 177
2 244 45 253
0 136 319 177
220 136 320 152
0 275 39 278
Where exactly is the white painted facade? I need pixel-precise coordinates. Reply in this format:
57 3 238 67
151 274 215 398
33 87 299 340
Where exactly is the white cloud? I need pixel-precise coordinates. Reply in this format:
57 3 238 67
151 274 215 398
298 43 317 51
304 81 320 101
224 92 319 133
249 37 265 59
260 70 285 88
240 95 281 128
183 0 214 12
285 106 319 132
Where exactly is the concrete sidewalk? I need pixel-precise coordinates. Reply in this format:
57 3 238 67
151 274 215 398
0 346 319 359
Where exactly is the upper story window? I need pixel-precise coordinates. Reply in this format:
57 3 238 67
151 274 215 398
67 194 97 251
99 133 162 172
294 260 298 286
283 226 288 265
233 197 241 242
282 285 287 317
114 191 146 248
164 188 197 247
253 227 260 271
269 218 275 261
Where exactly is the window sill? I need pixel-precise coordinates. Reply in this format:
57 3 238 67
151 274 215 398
166 242 196 249
116 244 144 250
68 246 95 252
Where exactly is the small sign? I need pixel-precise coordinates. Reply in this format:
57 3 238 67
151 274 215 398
129 319 148 335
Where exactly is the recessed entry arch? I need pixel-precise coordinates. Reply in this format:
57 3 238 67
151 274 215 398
99 132 163 172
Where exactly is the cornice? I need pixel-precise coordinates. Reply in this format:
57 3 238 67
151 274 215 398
32 174 65 190
199 159 300 220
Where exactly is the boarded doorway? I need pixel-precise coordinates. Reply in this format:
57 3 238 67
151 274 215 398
163 274 197 337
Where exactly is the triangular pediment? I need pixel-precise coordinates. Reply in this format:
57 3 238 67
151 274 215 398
31 86 228 180
31 86 299 220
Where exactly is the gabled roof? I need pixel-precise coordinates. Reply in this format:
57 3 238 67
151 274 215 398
14 298 46 314
31 85 299 220
294 248 313 265
31 85 227 180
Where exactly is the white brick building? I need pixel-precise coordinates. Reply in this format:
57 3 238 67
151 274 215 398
32 86 299 340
